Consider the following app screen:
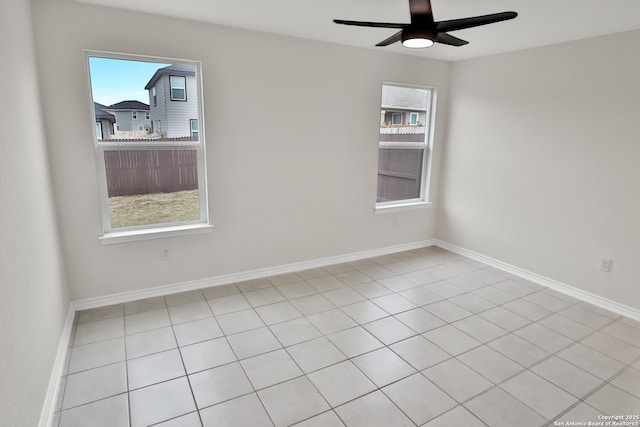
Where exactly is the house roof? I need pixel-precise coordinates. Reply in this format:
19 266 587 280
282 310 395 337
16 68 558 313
144 64 196 90
381 85 428 111
106 100 150 111
94 102 115 121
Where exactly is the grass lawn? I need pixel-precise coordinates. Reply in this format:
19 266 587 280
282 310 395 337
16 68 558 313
108 189 200 228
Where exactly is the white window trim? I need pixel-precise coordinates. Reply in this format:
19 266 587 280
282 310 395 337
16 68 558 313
132 111 138 120
100 223 214 245
375 201 432 213
392 112 403 125
375 82 436 212
409 112 419 125
85 50 210 242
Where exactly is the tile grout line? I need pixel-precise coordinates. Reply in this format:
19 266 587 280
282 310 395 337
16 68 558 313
58 249 640 427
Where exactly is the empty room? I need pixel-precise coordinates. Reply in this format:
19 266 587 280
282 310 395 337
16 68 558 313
2 0 640 426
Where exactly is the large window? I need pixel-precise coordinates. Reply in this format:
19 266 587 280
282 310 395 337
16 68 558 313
377 83 434 207
86 52 209 241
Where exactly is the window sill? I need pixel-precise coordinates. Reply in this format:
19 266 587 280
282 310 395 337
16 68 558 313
375 201 432 214
100 223 214 245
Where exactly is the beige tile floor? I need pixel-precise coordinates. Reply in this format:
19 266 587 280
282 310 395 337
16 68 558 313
53 247 640 427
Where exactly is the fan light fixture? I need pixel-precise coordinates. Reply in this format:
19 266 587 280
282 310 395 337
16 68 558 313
333 0 518 49
401 28 435 48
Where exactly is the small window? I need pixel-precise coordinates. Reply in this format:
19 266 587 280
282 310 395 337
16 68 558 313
377 83 434 207
170 75 186 101
132 111 138 120
190 119 198 138
87 52 209 239
145 111 150 120
151 86 157 106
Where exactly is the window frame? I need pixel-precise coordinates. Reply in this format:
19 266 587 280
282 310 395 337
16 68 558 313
170 75 187 101
84 50 212 243
151 86 157 106
132 111 138 120
376 82 436 212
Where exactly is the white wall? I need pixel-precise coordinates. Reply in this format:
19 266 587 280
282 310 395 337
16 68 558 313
437 30 640 310
0 0 70 425
31 0 451 301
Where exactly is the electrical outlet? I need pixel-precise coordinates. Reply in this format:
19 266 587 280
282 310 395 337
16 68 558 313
598 257 612 272
162 249 170 260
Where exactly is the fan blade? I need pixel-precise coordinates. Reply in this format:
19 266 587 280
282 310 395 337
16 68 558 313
436 11 517 33
409 0 433 19
436 32 468 46
409 0 435 27
333 19 406 29
376 30 403 46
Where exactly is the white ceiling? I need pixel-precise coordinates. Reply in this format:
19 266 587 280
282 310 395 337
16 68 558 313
77 0 640 61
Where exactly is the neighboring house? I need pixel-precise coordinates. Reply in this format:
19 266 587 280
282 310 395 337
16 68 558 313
104 100 151 138
144 64 199 138
380 85 428 128
94 102 115 140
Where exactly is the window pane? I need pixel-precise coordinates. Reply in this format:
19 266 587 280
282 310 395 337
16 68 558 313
170 75 186 89
378 83 432 205
171 88 186 101
104 149 200 228
377 148 424 203
87 53 206 235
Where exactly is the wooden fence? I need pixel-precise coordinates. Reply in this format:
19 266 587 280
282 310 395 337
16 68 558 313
377 132 426 202
377 148 424 202
379 127 426 142
104 149 198 197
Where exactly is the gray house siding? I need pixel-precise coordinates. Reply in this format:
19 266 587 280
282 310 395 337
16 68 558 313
94 102 115 139
146 65 198 138
164 75 198 138
110 110 151 132
380 85 429 127
96 119 114 139
149 81 168 135
104 101 151 136
381 110 427 126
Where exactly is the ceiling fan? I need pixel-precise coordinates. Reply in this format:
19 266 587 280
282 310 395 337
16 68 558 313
333 0 517 48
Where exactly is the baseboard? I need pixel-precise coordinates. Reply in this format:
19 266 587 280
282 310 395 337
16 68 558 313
38 304 76 427
72 239 437 311
40 239 432 426
38 237 640 425
434 239 640 321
